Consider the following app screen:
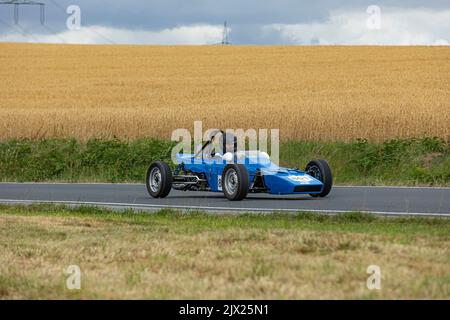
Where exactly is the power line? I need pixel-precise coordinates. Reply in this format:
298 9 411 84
0 16 41 42
0 3 67 43
95 0 144 21
1 0 117 44
209 21 231 46
41 22 67 43
46 0 116 44
0 0 45 25
0 0 66 43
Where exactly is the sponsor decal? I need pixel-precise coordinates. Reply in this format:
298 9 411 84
218 176 222 191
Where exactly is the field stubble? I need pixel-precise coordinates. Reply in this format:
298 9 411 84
0 44 449 142
0 206 449 299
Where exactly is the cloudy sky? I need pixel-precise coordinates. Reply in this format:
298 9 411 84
0 0 449 45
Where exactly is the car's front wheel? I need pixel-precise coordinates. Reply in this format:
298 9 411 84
146 161 172 198
222 164 249 201
305 159 332 197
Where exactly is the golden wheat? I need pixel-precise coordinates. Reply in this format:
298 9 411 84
0 43 449 141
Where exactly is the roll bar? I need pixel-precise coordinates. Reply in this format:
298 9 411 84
194 130 237 159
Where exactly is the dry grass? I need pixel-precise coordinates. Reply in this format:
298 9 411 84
0 43 449 142
0 207 449 299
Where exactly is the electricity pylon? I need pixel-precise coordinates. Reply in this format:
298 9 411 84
0 0 45 25
221 21 230 45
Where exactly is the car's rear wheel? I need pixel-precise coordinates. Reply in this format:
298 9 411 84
222 164 249 201
146 161 172 198
305 159 332 197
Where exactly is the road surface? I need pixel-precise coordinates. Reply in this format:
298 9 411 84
0 183 449 216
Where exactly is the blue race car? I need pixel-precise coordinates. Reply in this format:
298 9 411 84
146 130 332 201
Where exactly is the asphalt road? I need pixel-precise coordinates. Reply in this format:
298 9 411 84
0 183 449 216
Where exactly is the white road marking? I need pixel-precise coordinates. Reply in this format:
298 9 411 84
0 199 448 217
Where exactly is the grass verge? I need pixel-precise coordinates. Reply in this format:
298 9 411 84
0 137 449 185
0 204 449 299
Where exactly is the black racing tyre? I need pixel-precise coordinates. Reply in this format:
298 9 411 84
305 159 333 197
222 164 249 201
146 161 172 198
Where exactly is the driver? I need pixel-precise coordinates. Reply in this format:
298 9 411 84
223 133 236 155
203 132 236 160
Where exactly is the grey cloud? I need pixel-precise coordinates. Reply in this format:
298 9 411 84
0 0 449 44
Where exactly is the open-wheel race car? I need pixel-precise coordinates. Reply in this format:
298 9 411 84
146 130 332 201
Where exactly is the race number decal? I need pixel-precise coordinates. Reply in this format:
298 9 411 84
288 175 312 183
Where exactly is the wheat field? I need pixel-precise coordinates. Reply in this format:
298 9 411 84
0 43 449 141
